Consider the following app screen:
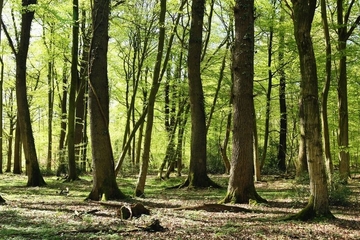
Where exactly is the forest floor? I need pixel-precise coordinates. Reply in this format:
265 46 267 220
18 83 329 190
0 173 359 239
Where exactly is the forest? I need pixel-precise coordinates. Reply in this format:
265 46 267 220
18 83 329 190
0 0 359 238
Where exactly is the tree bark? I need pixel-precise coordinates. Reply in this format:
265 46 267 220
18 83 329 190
16 0 46 187
320 0 333 185
289 0 333 219
67 0 80 181
335 0 359 182
56 59 68 176
221 0 265 204
277 6 287 172
87 0 125 201
180 0 219 189
13 120 22 174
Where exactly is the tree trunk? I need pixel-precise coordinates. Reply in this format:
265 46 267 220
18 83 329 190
260 24 273 171
87 0 125 201
47 59 54 173
296 98 308 178
221 0 265 204
277 7 287 172
56 60 68 176
13 120 22 174
0 57 3 174
336 0 360 183
6 117 14 173
219 111 231 175
16 0 46 187
289 0 333 219
135 0 166 197
320 0 333 185
67 0 80 181
180 0 219 189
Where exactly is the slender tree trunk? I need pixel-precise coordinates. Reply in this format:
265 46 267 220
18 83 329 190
260 29 273 171
135 0 166 197
56 60 68 176
288 0 333 220
0 0 3 175
0 57 3 174
47 60 54 172
219 111 231 175
87 0 125 201
13 120 21 174
321 0 333 185
6 118 14 173
221 0 265 204
277 7 287 173
67 0 80 181
16 0 45 187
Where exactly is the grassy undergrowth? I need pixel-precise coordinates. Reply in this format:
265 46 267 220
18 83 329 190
0 173 359 239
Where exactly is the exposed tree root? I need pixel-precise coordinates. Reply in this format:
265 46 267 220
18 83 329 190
283 195 335 221
174 203 251 213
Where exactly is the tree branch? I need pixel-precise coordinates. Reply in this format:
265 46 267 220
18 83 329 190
1 19 17 56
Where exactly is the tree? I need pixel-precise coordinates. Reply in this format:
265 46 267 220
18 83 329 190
287 0 333 220
336 0 360 182
320 0 333 184
179 0 219 188
135 0 166 197
277 4 287 172
67 0 80 181
15 0 46 186
87 0 125 201
220 0 265 203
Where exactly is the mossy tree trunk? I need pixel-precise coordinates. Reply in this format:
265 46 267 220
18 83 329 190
289 0 333 220
220 0 265 204
87 0 125 201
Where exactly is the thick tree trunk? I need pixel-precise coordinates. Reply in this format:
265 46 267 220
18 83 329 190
289 0 333 219
181 0 219 189
221 0 265 204
87 0 125 201
16 0 45 187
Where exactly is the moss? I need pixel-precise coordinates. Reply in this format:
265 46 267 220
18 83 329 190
284 195 335 221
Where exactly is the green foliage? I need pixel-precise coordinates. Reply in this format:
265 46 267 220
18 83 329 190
329 174 352 206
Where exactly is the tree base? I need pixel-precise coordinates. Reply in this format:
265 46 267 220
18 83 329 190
219 189 267 204
169 175 222 189
284 195 335 221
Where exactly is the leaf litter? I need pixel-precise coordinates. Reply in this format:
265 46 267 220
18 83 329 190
0 174 359 239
